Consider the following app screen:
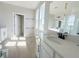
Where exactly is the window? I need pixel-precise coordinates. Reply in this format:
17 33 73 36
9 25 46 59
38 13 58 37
19 37 26 40
68 15 75 26
35 8 39 29
35 3 45 31
11 35 18 40
17 41 26 46
5 36 26 47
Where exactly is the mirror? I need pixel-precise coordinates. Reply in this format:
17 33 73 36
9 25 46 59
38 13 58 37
48 1 79 35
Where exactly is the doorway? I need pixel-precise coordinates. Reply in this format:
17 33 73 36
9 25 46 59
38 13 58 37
14 14 24 37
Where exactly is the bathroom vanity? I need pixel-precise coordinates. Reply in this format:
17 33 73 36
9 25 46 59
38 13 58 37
35 1 79 58
39 30 79 58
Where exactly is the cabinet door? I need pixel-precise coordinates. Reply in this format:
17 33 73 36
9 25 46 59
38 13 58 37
42 42 54 58
39 46 50 58
55 53 62 58
39 41 54 58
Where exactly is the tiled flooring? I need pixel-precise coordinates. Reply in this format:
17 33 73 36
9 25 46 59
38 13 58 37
5 36 36 58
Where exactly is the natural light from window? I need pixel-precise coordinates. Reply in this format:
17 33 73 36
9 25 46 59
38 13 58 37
17 41 26 46
68 15 75 26
19 37 26 40
5 41 26 47
11 36 18 40
5 36 26 47
5 41 16 46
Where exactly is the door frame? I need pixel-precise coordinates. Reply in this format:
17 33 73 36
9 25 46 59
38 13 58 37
12 12 25 37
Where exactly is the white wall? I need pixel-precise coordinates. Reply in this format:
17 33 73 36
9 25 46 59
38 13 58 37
0 2 35 38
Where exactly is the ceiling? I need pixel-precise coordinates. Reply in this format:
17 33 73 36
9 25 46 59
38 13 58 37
2 1 79 17
2 1 40 10
49 1 79 19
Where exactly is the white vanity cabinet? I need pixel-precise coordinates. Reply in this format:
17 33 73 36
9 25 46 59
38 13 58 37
55 53 62 58
39 41 54 58
39 46 51 58
39 41 62 58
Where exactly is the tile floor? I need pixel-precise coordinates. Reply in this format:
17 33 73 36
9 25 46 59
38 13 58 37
4 36 37 58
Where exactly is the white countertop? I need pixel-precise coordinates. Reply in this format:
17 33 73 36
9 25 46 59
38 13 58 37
44 37 79 58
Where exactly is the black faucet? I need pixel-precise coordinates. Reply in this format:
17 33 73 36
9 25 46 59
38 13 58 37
58 32 68 40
